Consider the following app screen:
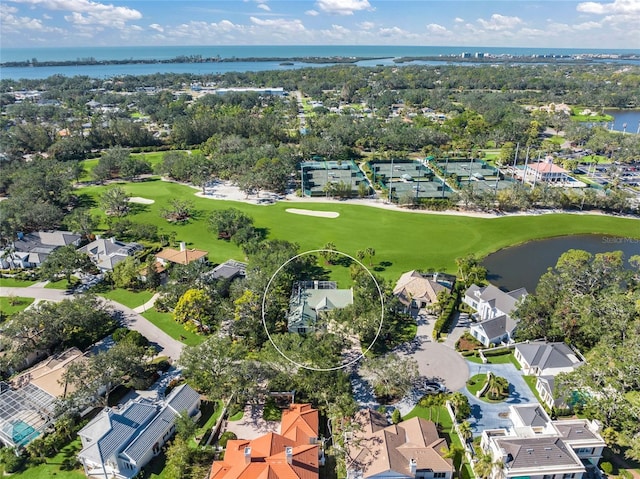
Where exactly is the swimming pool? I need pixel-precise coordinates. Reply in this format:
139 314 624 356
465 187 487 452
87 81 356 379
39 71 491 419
12 420 39 447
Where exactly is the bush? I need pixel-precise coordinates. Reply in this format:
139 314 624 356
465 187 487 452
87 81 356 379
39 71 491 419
391 408 402 424
600 462 613 474
218 431 237 448
0 448 26 473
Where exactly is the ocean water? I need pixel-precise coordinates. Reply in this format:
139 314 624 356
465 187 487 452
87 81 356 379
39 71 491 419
3 45 639 63
1 45 639 80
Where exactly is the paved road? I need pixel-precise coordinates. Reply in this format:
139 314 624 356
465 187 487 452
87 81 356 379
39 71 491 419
0 286 184 360
461 362 535 435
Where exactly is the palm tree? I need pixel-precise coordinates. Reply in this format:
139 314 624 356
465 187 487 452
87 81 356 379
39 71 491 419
458 420 473 445
474 451 494 479
365 247 375 266
442 444 465 478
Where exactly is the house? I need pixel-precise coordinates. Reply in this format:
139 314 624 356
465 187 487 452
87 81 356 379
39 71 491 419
77 384 201 479
464 284 527 347
346 409 453 479
393 271 453 310
0 230 81 269
156 242 207 266
209 403 322 479
0 348 85 449
480 404 605 479
78 237 143 271
207 259 247 281
514 342 585 410
287 281 353 334
523 161 570 184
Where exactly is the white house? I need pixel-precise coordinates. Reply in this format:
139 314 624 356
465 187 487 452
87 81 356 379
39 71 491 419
77 384 200 479
0 230 81 269
480 404 605 479
514 341 585 410
464 284 527 347
78 237 143 272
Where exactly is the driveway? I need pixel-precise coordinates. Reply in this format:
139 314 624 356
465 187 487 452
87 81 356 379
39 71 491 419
0 286 184 361
461 361 535 435
224 403 280 439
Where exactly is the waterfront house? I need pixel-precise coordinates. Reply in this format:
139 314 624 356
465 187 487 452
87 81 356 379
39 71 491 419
480 404 605 479
464 284 527 347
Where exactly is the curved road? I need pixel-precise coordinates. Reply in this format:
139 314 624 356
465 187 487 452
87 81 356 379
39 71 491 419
0 286 184 360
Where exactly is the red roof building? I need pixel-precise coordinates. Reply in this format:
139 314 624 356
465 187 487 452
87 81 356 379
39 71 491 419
210 404 321 479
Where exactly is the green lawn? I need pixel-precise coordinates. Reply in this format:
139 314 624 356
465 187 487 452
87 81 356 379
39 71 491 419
13 439 84 479
44 278 80 289
523 375 546 405
466 374 487 397
0 296 34 317
465 352 521 368
142 310 204 346
0 277 37 287
228 409 244 421
99 288 154 309
191 399 224 447
75 179 640 282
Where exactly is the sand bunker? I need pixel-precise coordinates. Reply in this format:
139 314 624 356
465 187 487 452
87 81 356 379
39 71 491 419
128 197 155 204
286 208 339 218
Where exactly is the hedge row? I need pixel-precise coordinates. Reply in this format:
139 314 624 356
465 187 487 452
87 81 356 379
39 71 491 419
432 285 461 340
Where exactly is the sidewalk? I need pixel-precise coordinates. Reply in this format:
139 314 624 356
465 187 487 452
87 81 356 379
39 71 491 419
133 292 160 313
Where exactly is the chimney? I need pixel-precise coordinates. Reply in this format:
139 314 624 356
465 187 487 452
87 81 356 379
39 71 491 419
409 458 417 475
285 446 293 465
244 446 251 464
180 241 186 251
110 237 116 244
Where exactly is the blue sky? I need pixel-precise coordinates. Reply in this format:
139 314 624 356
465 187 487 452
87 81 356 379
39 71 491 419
1 0 639 49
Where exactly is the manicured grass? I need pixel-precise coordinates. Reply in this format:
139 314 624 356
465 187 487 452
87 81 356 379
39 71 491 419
191 399 224 447
75 179 640 282
45 278 80 289
13 439 84 479
465 351 520 368
404 404 453 430
466 374 487 397
0 276 37 287
228 409 244 421
570 106 614 122
142 310 204 346
0 296 34 317
99 288 153 309
523 375 546 405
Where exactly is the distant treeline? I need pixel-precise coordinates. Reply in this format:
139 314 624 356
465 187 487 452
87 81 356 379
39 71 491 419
0 55 384 68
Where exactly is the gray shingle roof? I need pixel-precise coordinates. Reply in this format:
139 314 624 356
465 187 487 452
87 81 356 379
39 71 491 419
512 404 549 428
166 384 201 414
475 314 515 340
497 437 582 469
516 342 583 372
470 284 528 316
122 408 174 463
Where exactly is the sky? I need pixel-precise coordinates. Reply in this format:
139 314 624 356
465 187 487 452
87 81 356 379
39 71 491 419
1 0 639 50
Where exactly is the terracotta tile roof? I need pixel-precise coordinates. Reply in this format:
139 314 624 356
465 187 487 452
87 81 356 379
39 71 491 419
156 247 207 265
210 404 319 479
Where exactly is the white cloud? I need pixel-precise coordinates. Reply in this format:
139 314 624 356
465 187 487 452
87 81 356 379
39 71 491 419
377 26 407 37
426 23 448 34
257 3 270 11
149 23 163 32
320 23 351 39
573 20 602 30
477 13 523 31
316 0 372 15
305 9 319 16
11 0 142 28
0 2 61 32
577 0 640 14
358 21 375 30
454 17 464 23
249 16 305 33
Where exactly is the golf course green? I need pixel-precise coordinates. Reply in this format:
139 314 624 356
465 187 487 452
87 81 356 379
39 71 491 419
77 178 640 280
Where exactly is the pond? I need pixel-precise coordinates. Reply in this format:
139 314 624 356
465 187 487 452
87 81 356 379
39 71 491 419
482 234 640 292
602 109 640 134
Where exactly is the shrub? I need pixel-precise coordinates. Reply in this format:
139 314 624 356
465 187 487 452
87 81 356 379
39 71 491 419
218 431 237 448
391 408 402 424
600 462 613 474
0 448 26 473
